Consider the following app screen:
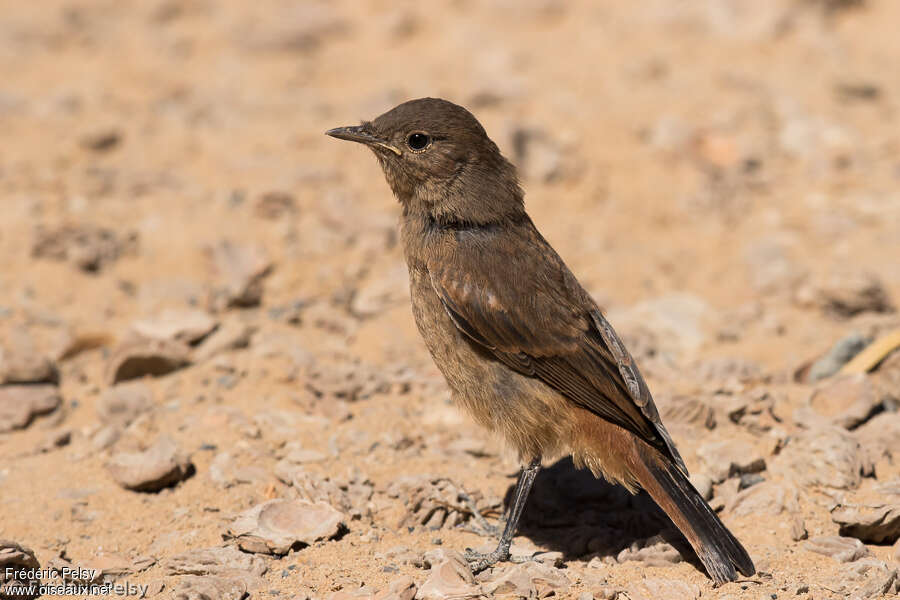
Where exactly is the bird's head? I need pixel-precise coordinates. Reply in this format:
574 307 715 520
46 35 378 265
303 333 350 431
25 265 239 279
327 97 524 225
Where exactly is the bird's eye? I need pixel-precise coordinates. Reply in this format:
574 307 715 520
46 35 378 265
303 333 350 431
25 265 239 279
406 132 431 151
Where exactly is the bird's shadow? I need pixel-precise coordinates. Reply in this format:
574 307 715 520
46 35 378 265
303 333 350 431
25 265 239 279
501 457 705 574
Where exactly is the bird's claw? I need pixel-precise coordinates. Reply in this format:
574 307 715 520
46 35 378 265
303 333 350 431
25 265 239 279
464 547 532 573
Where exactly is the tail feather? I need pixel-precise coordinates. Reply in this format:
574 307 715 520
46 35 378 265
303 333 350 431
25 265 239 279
639 453 755 584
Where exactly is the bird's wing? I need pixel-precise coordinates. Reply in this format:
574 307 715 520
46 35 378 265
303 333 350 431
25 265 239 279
428 237 687 474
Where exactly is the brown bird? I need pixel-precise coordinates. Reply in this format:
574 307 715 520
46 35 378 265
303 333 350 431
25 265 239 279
326 98 755 584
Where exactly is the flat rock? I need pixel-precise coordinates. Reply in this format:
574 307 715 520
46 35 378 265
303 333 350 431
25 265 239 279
131 309 218 344
823 559 899 599
615 536 683 567
31 223 138 273
0 384 62 432
802 270 894 318
853 412 900 463
163 546 267 578
106 337 191 384
106 436 193 492
479 561 569 597
0 540 40 598
658 395 716 429
0 336 58 384
625 577 700 600
832 502 900 544
696 438 766 483
771 426 866 490
208 240 272 308
375 577 416 600
193 320 254 361
172 575 248 600
809 373 882 430
416 549 480 600
727 480 800 517
804 535 871 562
96 382 154 426
226 499 345 555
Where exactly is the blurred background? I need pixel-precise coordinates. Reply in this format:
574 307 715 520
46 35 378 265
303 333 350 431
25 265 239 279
1 1 899 598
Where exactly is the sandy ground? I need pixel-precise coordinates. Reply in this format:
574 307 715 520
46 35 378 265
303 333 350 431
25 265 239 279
1 1 900 599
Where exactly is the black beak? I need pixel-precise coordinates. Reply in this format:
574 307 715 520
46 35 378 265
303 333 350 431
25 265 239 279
325 125 401 156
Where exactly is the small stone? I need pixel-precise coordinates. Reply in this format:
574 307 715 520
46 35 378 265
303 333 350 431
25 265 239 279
32 224 138 273
807 271 895 318
36 429 72 453
106 337 191 384
626 577 700 600
832 502 900 544
131 309 218 345
374 577 416 600
696 438 766 483
208 240 273 308
227 499 345 555
96 382 154 426
0 335 59 384
616 537 683 567
804 535 871 562
479 561 569 597
106 436 193 492
659 395 716 429
416 549 480 600
809 374 882 430
823 558 899 599
255 191 296 220
727 481 800 517
163 546 268 578
770 426 866 490
0 384 62 432
172 575 248 600
80 128 122 152
193 320 255 361
690 473 714 500
0 540 41 599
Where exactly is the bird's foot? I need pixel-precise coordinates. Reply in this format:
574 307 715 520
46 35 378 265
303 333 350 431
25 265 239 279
463 546 531 573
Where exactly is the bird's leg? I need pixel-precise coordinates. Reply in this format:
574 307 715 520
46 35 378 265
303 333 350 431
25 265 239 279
465 457 541 572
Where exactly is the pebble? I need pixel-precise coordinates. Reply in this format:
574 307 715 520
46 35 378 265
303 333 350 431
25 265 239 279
770 426 866 490
809 373 882 430
172 575 249 600
163 545 267 579
0 384 62 432
416 549 480 600
478 561 569 597
208 240 273 308
696 438 766 483
804 535 871 562
832 501 900 544
96 382 154 426
31 223 138 273
192 320 255 361
105 337 192 384
823 558 899 599
131 309 218 345
0 540 41 595
227 499 345 555
625 577 700 600
106 436 193 492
